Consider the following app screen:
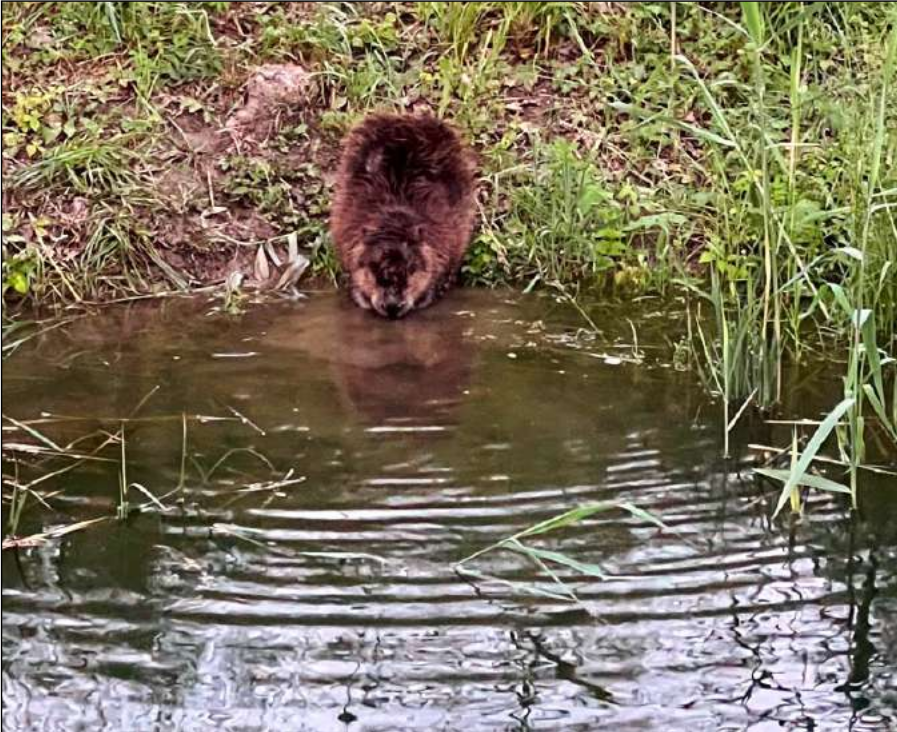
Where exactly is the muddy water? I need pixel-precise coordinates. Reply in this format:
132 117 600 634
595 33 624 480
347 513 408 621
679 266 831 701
2 290 895 731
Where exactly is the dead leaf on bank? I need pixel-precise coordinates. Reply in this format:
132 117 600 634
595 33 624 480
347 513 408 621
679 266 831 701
254 244 271 282
287 232 299 262
263 240 282 267
275 253 309 291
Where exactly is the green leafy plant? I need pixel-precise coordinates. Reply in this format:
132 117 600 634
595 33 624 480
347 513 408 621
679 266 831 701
457 501 667 603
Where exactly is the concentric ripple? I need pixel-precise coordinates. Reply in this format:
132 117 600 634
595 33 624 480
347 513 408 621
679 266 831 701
2 291 895 732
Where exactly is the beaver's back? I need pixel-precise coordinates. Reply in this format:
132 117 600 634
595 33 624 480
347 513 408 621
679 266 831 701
330 114 477 268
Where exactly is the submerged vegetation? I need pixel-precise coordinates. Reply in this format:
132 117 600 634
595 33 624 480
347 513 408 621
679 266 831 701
2 1 896 526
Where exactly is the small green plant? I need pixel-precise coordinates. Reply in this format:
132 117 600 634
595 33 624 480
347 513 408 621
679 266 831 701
456 501 666 604
2 213 40 299
2 86 64 158
221 271 248 315
1 248 39 299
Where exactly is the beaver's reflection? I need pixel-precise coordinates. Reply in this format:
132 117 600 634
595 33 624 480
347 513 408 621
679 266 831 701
306 296 475 427
18 293 477 432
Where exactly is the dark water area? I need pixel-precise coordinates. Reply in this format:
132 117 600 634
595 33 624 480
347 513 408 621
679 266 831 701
2 290 895 731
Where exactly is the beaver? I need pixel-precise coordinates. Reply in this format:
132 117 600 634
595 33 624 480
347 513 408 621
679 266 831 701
330 114 477 319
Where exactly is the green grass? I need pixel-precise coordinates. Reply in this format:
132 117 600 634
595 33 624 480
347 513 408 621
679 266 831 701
2 2 895 509
457 500 667 605
664 4 897 502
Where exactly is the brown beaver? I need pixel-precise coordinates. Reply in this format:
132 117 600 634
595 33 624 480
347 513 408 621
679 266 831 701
330 114 477 319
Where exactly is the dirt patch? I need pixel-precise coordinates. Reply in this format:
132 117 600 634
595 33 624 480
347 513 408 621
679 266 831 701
225 64 316 143
172 113 229 156
3 59 333 299
143 63 330 288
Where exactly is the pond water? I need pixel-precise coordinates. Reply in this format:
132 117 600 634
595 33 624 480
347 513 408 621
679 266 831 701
2 290 895 731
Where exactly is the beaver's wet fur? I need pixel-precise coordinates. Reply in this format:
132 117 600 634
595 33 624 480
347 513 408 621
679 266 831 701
330 114 477 319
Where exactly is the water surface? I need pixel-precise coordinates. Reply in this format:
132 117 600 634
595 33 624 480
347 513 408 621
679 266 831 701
2 290 895 731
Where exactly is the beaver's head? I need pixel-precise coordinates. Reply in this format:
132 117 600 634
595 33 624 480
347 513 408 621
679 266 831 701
350 213 437 319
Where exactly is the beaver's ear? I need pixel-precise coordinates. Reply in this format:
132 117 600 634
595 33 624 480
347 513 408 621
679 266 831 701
411 225 423 242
